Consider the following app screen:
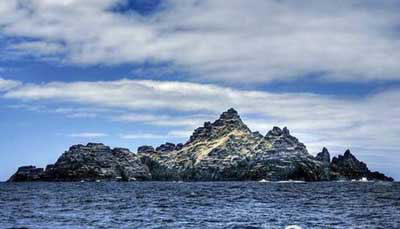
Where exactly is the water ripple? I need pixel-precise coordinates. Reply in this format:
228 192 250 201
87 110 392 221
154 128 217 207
1 182 399 228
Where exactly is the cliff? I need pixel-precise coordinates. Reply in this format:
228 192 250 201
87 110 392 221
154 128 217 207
8 108 393 182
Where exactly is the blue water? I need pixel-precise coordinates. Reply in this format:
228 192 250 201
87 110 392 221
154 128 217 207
1 182 399 229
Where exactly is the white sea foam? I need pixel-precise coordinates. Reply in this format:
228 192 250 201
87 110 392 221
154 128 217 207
285 225 302 229
277 180 305 183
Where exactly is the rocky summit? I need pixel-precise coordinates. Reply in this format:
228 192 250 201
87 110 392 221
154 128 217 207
8 108 393 182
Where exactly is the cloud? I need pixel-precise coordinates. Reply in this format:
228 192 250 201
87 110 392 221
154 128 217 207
1 1 400 83
115 113 213 128
120 133 166 140
166 130 192 138
8 41 65 56
67 132 108 138
2 78 400 159
120 130 192 140
0 77 21 91
65 113 98 118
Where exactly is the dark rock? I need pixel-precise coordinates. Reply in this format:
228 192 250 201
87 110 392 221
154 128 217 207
175 143 184 151
156 142 176 152
137 145 155 153
330 149 393 181
368 171 393 181
45 164 55 171
282 127 290 136
267 127 283 137
316 147 331 164
315 147 331 180
8 166 44 182
10 143 151 182
113 148 131 154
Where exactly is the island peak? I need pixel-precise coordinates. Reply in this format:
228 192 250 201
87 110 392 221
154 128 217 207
8 109 393 182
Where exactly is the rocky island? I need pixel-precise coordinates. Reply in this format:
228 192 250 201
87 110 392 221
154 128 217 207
8 108 393 182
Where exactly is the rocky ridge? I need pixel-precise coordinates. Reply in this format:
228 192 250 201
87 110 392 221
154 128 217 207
330 149 392 181
9 143 151 182
8 108 393 182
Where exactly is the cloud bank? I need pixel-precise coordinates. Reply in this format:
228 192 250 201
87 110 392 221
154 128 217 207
1 0 400 83
2 78 399 157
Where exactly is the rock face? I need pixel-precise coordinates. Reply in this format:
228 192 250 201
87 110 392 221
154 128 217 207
330 150 393 181
8 143 151 182
7 166 44 182
8 108 393 182
139 108 328 181
316 147 331 164
315 147 331 180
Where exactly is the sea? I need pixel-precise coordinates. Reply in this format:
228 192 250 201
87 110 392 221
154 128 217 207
0 181 399 229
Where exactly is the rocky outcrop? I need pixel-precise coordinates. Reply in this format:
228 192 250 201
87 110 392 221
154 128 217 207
137 145 155 153
315 147 331 180
7 166 44 182
330 149 393 181
138 108 328 181
8 143 151 182
8 108 393 182
316 147 331 164
156 142 183 152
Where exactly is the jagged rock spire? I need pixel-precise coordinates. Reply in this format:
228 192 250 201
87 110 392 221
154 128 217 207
267 126 283 136
213 108 246 127
266 126 292 137
219 108 239 119
266 126 290 136
316 147 331 164
344 149 352 157
187 108 250 143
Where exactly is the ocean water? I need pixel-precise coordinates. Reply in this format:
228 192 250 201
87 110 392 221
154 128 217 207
0 182 399 229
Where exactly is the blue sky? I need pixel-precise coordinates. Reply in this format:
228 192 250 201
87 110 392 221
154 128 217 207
1 0 400 181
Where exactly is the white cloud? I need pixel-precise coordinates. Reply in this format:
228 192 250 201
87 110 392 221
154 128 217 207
116 113 213 128
2 78 400 159
120 130 191 140
120 133 165 140
0 77 21 91
167 130 192 138
1 1 400 83
67 132 108 138
8 41 65 56
66 112 97 118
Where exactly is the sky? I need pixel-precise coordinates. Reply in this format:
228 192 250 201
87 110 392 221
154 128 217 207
0 0 400 181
